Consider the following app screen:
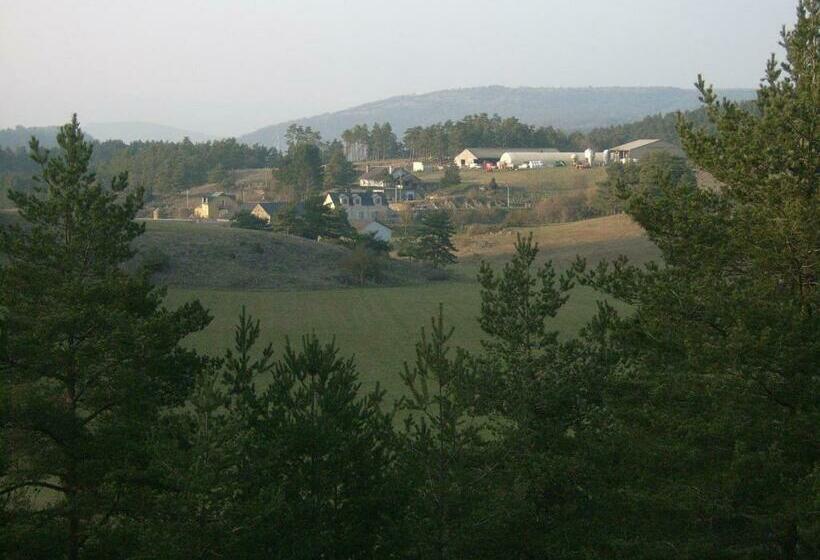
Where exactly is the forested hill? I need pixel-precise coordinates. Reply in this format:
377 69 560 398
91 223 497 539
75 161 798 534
239 85 756 147
0 122 211 148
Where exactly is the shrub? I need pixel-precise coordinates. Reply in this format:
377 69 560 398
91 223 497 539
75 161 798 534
140 247 171 274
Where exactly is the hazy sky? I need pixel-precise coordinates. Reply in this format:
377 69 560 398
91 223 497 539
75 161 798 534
0 0 794 136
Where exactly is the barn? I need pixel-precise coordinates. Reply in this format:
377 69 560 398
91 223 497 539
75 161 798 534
498 151 585 168
609 139 683 162
454 147 559 168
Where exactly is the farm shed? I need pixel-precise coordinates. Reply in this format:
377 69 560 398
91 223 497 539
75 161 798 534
454 147 559 168
609 139 683 162
498 151 583 168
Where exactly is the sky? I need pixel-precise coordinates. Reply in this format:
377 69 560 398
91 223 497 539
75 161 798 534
0 0 795 137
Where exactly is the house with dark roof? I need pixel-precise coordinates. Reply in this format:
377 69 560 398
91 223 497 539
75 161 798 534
324 190 393 222
250 201 301 224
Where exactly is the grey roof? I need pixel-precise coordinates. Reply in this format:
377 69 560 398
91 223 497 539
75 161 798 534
255 201 288 215
326 191 387 207
609 139 663 152
204 191 236 200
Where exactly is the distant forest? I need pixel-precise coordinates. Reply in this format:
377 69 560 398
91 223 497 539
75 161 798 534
0 102 743 197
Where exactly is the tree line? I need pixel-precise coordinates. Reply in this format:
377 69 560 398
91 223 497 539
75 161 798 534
0 137 278 198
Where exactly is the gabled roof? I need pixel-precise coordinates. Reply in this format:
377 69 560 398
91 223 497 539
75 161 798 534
325 191 386 207
609 139 663 152
255 201 288 215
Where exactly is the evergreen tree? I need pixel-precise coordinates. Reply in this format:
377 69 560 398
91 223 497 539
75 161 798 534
0 115 210 560
323 145 358 189
397 308 494 559
576 2 820 555
413 210 457 268
440 166 461 187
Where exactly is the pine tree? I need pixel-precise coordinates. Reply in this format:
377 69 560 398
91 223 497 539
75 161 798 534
414 210 457 268
0 115 211 559
397 307 495 559
576 2 820 555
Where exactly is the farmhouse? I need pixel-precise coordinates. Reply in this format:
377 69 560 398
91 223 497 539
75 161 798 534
250 201 299 224
609 139 683 162
454 147 558 168
193 192 239 219
324 190 393 222
359 166 421 189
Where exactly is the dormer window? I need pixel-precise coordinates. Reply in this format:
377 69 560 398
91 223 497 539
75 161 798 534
339 194 349 206
352 194 362 206
373 194 381 206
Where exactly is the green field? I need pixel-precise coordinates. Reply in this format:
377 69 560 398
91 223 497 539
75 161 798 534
164 214 655 401
166 282 611 400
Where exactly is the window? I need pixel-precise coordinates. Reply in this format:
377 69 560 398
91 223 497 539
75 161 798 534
373 195 381 206
339 194 349 206
352 195 361 206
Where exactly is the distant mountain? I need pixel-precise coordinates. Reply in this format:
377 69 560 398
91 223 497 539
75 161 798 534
0 122 211 149
83 122 212 143
239 86 756 148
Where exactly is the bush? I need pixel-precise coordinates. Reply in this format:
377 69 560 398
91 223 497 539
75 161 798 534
340 247 384 285
140 247 171 274
440 166 461 187
231 209 269 230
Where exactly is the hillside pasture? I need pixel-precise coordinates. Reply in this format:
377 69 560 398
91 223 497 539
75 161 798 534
136 220 432 290
163 214 656 398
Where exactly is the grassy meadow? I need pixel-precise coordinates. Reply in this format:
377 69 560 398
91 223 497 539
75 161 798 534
163 214 656 401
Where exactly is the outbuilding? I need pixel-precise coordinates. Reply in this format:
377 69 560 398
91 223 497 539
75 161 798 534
609 139 683 162
454 147 558 168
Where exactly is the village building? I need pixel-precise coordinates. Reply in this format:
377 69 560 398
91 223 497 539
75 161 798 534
358 166 421 202
453 147 558 168
608 139 683 162
355 220 393 242
250 201 293 224
323 190 393 222
193 192 240 220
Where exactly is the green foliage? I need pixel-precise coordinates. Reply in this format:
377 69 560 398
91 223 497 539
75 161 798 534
397 307 494 558
574 2 820 554
418 210 457 268
322 144 358 188
276 142 323 194
403 113 581 160
231 209 269 230
339 246 385 285
277 195 355 241
340 122 400 161
440 165 461 187
0 115 211 559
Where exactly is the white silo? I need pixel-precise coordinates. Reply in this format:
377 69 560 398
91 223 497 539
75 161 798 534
602 149 610 164
584 148 595 166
